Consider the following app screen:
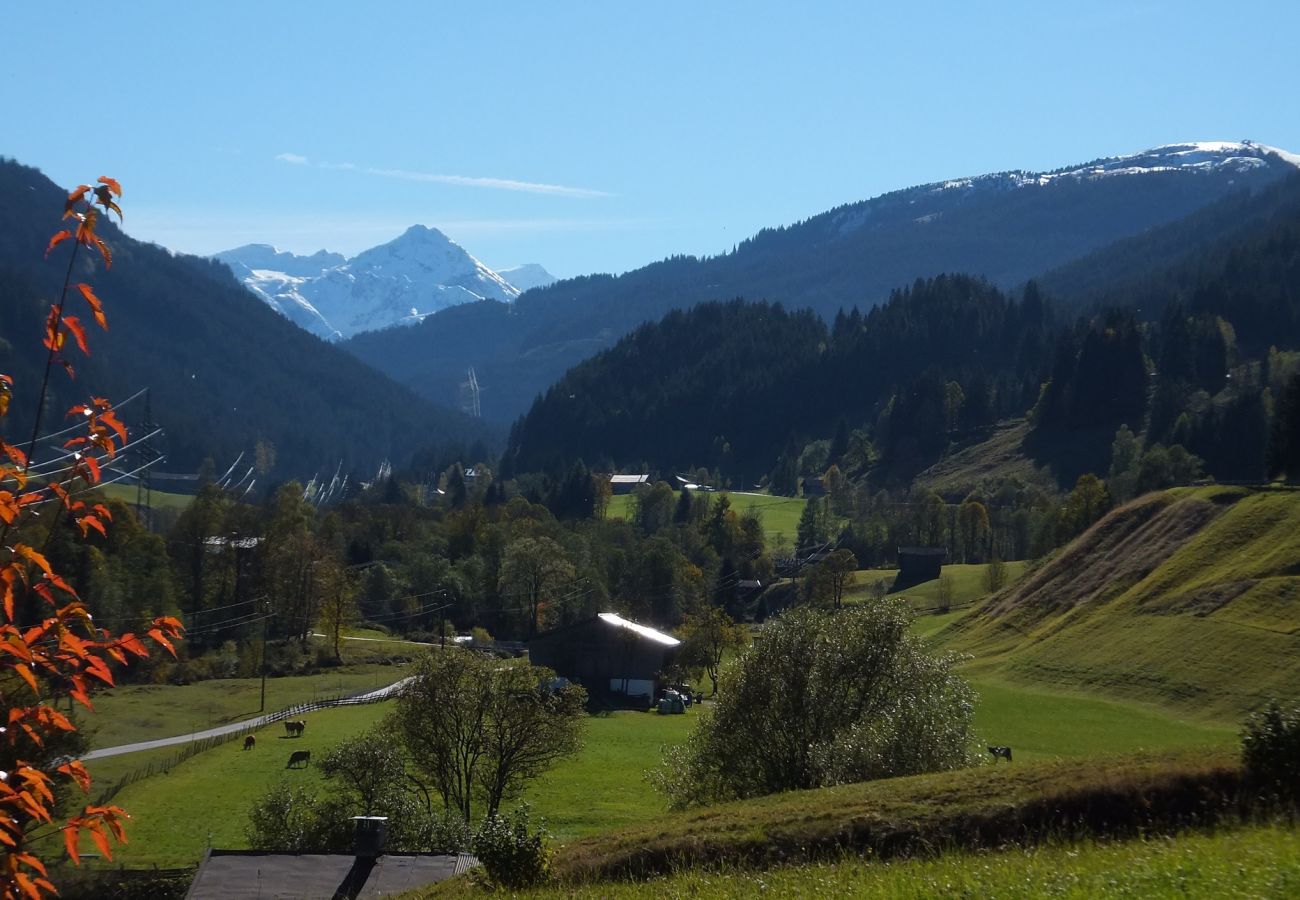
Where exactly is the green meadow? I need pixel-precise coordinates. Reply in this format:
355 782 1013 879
82 702 392 868
606 490 809 546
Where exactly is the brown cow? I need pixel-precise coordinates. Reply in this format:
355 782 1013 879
284 720 306 738
243 735 256 751
287 750 311 769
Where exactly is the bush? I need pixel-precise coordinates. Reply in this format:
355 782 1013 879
471 804 551 889
1242 701 1300 800
652 602 979 809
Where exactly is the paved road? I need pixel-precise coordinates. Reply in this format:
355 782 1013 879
80 676 412 761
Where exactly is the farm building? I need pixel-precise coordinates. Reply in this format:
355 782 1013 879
895 546 947 588
609 473 650 494
527 612 680 707
801 476 826 496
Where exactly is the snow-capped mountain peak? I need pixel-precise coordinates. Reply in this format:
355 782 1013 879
496 263 557 293
215 226 539 340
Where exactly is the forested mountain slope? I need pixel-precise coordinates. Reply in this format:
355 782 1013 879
943 486 1300 721
0 159 494 479
346 142 1298 423
505 195 1300 489
1036 172 1300 311
502 279 1053 483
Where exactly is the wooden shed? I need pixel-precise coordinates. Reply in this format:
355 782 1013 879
895 546 947 588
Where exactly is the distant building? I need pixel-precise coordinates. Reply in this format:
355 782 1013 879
609 474 650 494
527 612 680 707
802 476 826 496
895 546 947 588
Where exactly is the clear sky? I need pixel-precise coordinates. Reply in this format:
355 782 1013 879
4 2 1298 278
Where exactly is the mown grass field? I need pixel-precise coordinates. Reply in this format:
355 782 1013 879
82 701 393 868
87 673 1229 868
606 491 809 546
524 711 695 841
429 823 1300 898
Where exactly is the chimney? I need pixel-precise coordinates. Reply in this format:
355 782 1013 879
351 816 388 859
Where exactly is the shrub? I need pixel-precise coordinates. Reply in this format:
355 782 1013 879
652 602 979 808
471 804 551 889
1242 701 1300 800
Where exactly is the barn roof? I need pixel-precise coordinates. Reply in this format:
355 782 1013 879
609 474 650 484
597 612 681 646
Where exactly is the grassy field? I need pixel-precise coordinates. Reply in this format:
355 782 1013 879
98 483 194 512
942 486 1300 722
524 710 695 841
967 676 1231 761
83 674 1229 869
83 701 393 867
434 822 1300 898
606 491 809 547
79 662 406 751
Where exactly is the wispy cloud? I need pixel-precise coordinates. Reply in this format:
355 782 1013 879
275 153 610 198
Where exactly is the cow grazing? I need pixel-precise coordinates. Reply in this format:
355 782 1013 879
988 745 1013 762
287 750 311 769
284 720 306 737
243 735 256 751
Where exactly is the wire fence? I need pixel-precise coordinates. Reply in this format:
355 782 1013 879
92 688 397 806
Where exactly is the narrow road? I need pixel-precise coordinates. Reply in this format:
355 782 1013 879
80 676 412 761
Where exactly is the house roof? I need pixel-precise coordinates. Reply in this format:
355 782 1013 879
609 474 650 484
898 546 948 557
186 850 476 899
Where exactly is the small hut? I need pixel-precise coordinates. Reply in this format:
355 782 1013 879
894 546 947 589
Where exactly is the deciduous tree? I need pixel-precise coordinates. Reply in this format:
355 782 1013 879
393 650 585 822
678 606 748 696
0 178 183 897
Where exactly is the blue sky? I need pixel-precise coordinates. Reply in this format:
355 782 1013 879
4 2 1298 277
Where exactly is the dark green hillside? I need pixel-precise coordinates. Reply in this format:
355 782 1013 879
348 157 1296 424
502 278 1054 483
507 195 1300 491
0 159 495 479
1035 172 1300 310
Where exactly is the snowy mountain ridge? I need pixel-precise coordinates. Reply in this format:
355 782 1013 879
216 226 553 340
828 139 1300 237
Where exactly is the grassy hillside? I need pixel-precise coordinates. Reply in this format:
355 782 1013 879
532 748 1243 884
429 823 1300 898
941 486 1300 721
